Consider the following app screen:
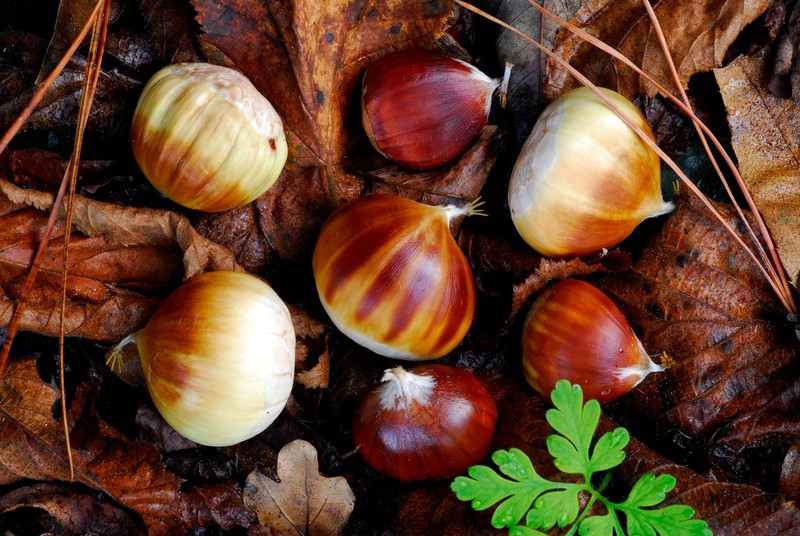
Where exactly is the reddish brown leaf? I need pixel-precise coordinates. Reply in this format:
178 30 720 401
0 356 255 534
0 482 141 535
544 0 773 100
189 0 496 269
138 0 204 63
593 192 800 484
0 179 240 342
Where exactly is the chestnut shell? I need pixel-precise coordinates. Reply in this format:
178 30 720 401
352 365 497 482
521 278 662 403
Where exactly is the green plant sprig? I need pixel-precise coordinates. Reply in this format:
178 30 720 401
451 380 712 536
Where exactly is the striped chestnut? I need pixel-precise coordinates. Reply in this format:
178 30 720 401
131 63 288 212
352 364 497 482
312 194 479 360
361 48 499 170
521 279 664 404
508 86 673 257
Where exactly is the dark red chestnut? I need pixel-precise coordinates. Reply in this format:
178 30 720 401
351 364 497 482
361 48 499 170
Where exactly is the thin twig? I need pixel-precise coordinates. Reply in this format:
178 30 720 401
57 0 111 483
455 0 796 315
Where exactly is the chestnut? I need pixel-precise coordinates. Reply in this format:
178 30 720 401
361 48 499 170
352 365 497 482
521 278 664 403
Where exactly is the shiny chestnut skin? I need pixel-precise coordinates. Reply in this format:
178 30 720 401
312 194 477 360
521 279 663 404
361 48 498 170
352 365 497 482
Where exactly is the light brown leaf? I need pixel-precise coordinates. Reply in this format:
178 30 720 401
713 49 800 287
243 439 355 535
544 0 773 100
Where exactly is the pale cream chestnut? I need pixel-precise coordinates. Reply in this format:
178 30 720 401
131 63 288 212
312 194 479 360
361 49 499 170
508 87 673 257
109 271 295 446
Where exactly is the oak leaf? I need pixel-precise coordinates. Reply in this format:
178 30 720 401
544 0 773 100
244 439 355 535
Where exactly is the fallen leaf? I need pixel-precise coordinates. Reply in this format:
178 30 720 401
0 482 142 535
593 192 800 485
35 0 124 83
190 0 487 270
244 439 355 535
139 0 204 64
0 178 240 342
713 48 800 287
544 0 773 100
487 0 583 148
0 355 256 534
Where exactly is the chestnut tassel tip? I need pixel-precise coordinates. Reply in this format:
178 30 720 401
378 366 436 410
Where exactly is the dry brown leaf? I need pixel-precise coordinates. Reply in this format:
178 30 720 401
593 192 800 485
190 0 487 271
243 439 355 535
544 0 773 100
713 49 800 287
0 356 255 534
0 178 240 342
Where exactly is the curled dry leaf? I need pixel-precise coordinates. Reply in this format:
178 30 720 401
244 439 355 535
291 304 332 389
544 0 773 100
0 178 240 342
714 48 800 287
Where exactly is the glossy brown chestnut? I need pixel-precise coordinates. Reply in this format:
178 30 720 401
521 279 663 403
312 194 478 360
352 365 497 482
361 48 499 170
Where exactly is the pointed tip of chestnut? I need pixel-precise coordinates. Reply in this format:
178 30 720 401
521 278 663 404
352 364 497 482
361 48 499 170
508 86 672 257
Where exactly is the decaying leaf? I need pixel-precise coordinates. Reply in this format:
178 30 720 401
544 0 773 100
0 482 141 535
189 0 497 271
0 356 255 534
0 178 239 342
244 439 355 535
713 48 800 287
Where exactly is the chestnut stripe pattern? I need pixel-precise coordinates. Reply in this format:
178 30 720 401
313 194 477 360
